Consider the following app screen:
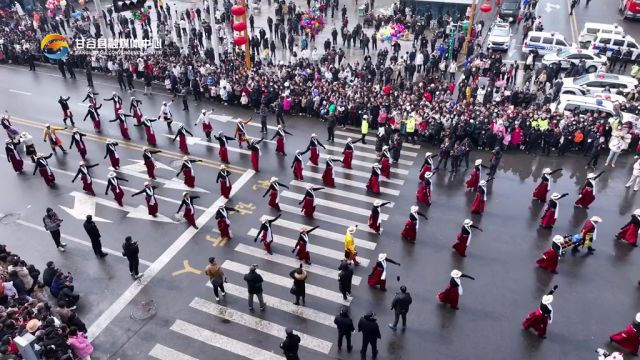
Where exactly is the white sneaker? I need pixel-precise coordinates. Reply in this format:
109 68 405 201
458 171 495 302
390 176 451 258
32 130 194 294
60 243 67 247
221 291 226 296
57 247 66 252
134 274 144 279
635 188 639 192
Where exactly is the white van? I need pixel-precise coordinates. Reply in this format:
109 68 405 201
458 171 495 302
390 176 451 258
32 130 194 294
522 32 572 55
589 33 640 57
551 95 636 122
578 23 625 46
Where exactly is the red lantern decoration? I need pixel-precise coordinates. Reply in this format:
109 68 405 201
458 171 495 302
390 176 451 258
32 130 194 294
233 22 246 32
230 5 245 16
479 1 492 12
234 35 247 46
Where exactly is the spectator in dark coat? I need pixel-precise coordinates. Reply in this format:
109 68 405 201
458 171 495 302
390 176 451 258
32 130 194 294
42 261 57 287
83 215 107 258
358 311 381 358
244 265 266 310
338 260 353 300
334 306 355 352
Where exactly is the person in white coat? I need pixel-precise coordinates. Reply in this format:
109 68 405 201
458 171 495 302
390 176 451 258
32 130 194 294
626 156 640 191
605 130 627 167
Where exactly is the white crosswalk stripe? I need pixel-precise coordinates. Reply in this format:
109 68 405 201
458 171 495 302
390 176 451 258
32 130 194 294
233 244 362 285
305 162 405 185
247 228 371 267
301 170 403 191
149 344 198 360
278 204 377 233
280 191 388 219
317 153 409 174
189 297 333 353
288 180 394 208
330 137 420 155
272 218 377 250
206 282 337 328
221 260 350 304
333 129 421 149
319 144 414 165
170 319 285 360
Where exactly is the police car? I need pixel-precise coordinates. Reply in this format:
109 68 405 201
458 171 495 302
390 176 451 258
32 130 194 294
541 48 607 72
559 87 628 103
487 22 511 51
561 72 638 95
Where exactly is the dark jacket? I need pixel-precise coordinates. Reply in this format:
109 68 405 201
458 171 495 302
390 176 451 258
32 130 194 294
391 292 413 313
334 313 355 334
43 267 57 287
358 315 381 341
83 220 101 240
122 241 139 259
280 333 300 355
244 271 264 294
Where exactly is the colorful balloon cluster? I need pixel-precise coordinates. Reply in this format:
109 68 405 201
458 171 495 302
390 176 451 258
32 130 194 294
377 23 405 43
300 7 325 36
131 6 151 24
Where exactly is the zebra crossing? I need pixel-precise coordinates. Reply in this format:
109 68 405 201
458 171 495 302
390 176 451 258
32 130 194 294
148 126 422 360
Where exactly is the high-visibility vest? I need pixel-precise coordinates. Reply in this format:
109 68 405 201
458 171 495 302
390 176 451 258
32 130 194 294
361 118 369 134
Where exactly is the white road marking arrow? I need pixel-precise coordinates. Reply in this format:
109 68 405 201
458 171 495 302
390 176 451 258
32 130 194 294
508 39 517 57
59 192 112 222
60 191 174 223
545 2 560 12
118 159 210 193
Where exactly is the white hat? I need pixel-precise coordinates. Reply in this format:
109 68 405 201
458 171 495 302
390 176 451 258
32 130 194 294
182 192 188 197
410 205 419 212
543 168 552 174
295 149 301 154
306 183 313 190
72 128 78 132
451 269 462 278
373 163 381 168
270 177 278 182
424 171 433 178
479 180 487 186
201 109 206 114
383 145 389 150
311 133 317 138
590 216 602 223
260 215 269 222
552 235 564 245
378 253 387 261
220 164 227 169
108 172 116 177
131 97 136 101
608 352 624 360
635 209 640 216
475 159 482 166
587 173 596 179
45 123 50 127
425 152 432 157
112 91 116 95
463 219 473 226
347 137 352 142
374 200 382 206
541 295 554 305
551 193 561 200
144 181 149 186
347 226 357 234
143 146 148 151
162 101 167 105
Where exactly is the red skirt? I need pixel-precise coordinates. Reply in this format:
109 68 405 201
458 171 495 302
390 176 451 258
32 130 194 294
536 248 559 273
218 219 231 239
574 187 595 208
275 137 285 154
418 164 432 180
342 150 353 169
416 182 431 205
179 134 189 154
310 147 320 165
145 128 156 145
401 219 417 241
611 325 640 355
251 151 260 171
367 266 385 289
39 167 55 185
293 161 303 180
119 122 130 140
540 208 556 228
295 242 310 262
219 147 229 163
437 285 459 309
367 176 380 194
91 117 101 131
220 181 231 198
381 158 391 178
471 194 485 214
322 167 335 187
111 186 124 206
465 170 479 191
368 213 380 233
132 109 143 124
8 154 23 173
75 143 87 159
146 196 158 216
145 160 156 179
182 168 195 188
618 223 640 245
268 190 280 210
108 153 120 169
452 233 469 257
522 309 549 337
81 175 94 194
532 181 549 202
301 197 315 218
183 206 196 227
202 122 213 134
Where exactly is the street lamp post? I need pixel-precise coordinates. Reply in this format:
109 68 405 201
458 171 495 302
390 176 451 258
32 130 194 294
241 0 250 69
461 0 476 57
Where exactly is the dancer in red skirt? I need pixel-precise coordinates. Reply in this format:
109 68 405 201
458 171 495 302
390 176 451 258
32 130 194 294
532 168 562 202
216 164 232 198
416 171 434 205
301 134 326 166
471 179 493 214
83 103 102 131
248 137 265 172
401 206 428 242
103 92 123 118
176 192 200 229
158 100 174 131
368 200 391 234
129 97 143 124
575 171 605 209
108 110 132 140
522 285 558 338
262 177 289 211
214 131 235 163
378 146 392 178
71 161 98 195
234 118 252 148
342 137 361 169
172 123 194 154
142 147 161 180
344 226 360 266
69 129 88 160
32 153 55 186
418 152 437 180
215 203 237 240
610 312 640 356
322 156 342 187
368 253 400 290
452 219 483 257
105 172 127 206
291 150 304 180
465 159 487 192
58 95 75 127
366 163 382 194
253 214 281 255
437 269 475 310
132 182 159 217
536 235 566 274
5 140 23 173
271 125 292 156
299 184 324 218
194 109 215 141
133 117 158 145
292 226 319 264
540 192 569 229
81 88 99 108
616 209 640 247
176 156 201 188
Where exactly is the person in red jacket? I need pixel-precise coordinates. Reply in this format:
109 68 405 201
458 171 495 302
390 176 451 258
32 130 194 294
532 168 562 202
536 235 566 274
571 216 602 255
610 312 640 356
262 177 289 211
368 200 391 234
452 219 482 257
574 171 605 209
540 193 569 229
522 285 558 339
616 209 640 247
367 253 400 291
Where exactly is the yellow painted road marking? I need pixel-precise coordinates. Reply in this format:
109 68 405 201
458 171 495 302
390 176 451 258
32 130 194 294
171 260 202 276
